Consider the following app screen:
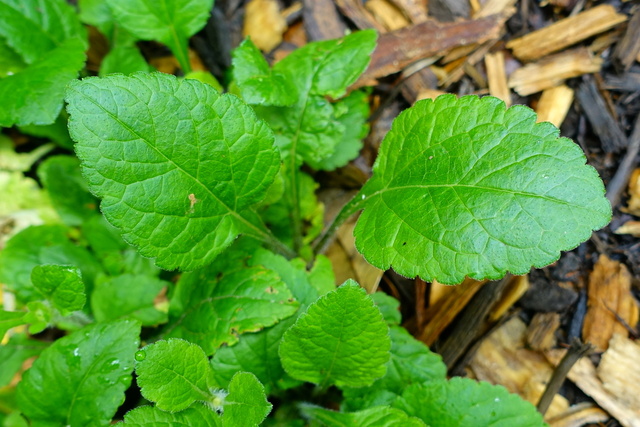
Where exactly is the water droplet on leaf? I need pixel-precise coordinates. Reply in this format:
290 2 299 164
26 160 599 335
134 350 146 361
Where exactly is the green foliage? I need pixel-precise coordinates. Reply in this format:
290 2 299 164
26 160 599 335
0 4 611 426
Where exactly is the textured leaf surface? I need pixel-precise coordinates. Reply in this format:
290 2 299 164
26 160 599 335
355 95 611 284
342 326 447 411
31 264 85 315
122 405 221 426
300 404 426 427
0 334 48 387
135 339 214 412
91 274 168 326
222 372 272 427
279 280 390 388
37 155 97 226
395 378 546 427
16 320 140 426
372 292 402 325
122 404 221 426
66 73 280 271
0 0 87 126
105 0 212 71
238 30 376 169
166 260 298 354
0 225 102 303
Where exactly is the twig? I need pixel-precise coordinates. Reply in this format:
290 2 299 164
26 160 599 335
606 114 640 208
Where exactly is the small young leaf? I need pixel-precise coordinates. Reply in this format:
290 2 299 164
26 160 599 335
0 225 103 303
223 372 272 427
0 310 25 341
0 334 48 387
16 320 141 426
354 95 611 284
31 264 85 315
394 378 546 427
0 0 87 126
104 0 213 72
279 280 390 388
299 404 426 427
135 339 214 412
342 326 447 411
121 404 222 426
66 73 281 271
232 38 297 106
91 274 168 326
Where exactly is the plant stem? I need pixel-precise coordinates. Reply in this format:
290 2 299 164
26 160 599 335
168 32 192 74
312 192 367 255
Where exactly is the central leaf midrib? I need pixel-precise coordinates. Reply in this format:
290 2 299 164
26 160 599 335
72 85 267 239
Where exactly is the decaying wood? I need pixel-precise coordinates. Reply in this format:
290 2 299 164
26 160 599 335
506 4 627 62
388 0 428 23
438 276 512 368
243 0 287 52
546 348 640 427
607 115 640 210
365 0 410 30
545 403 609 427
598 334 640 410
489 274 528 321
604 72 640 92
576 75 627 153
472 0 517 19
535 85 574 127
527 312 561 352
582 255 639 352
418 279 485 346
302 0 347 41
439 40 497 87
509 47 602 96
621 168 640 216
334 0 386 31
355 13 508 85
468 317 570 419
485 50 511 106
613 10 640 72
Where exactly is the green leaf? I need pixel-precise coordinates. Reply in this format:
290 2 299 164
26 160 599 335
394 378 546 427
104 0 213 72
79 0 115 39
17 113 75 150
0 334 48 387
371 292 402 326
166 260 299 354
299 404 426 427
232 38 297 106
185 71 223 92
121 404 222 426
0 225 103 303
65 72 282 271
0 135 54 172
91 274 168 326
23 301 51 334
30 264 86 315
16 320 141 426
135 338 215 412
222 372 272 427
246 30 376 169
0 0 87 126
37 155 98 226
354 95 611 284
0 311 25 341
100 45 152 76
279 280 390 388
342 326 447 411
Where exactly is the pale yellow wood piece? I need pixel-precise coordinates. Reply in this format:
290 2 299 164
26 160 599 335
485 51 512 106
536 85 574 127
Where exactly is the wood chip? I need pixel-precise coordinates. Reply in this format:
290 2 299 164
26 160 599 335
302 0 347 41
508 47 602 96
418 279 485 346
355 13 508 85
485 50 511 106
468 317 569 419
582 255 639 352
535 85 574 127
365 0 410 30
527 312 561 352
473 0 517 19
334 0 386 31
613 10 640 72
622 169 640 216
489 274 528 321
614 220 640 237
506 4 627 62
388 0 428 23
243 0 287 52
546 348 640 427
546 403 609 427
598 334 640 410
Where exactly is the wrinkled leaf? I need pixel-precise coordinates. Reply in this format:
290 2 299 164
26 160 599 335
223 372 272 427
121 404 221 426
31 264 85 315
299 404 426 427
354 95 611 284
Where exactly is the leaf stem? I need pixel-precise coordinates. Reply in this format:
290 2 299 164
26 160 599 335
312 191 367 255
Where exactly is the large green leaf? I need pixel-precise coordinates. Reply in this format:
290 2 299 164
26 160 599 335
299 404 426 427
65 73 282 271
16 320 140 426
121 404 221 426
353 95 611 284
279 280 390 388
0 334 48 387
104 0 213 72
0 0 87 126
135 339 215 412
394 378 546 427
